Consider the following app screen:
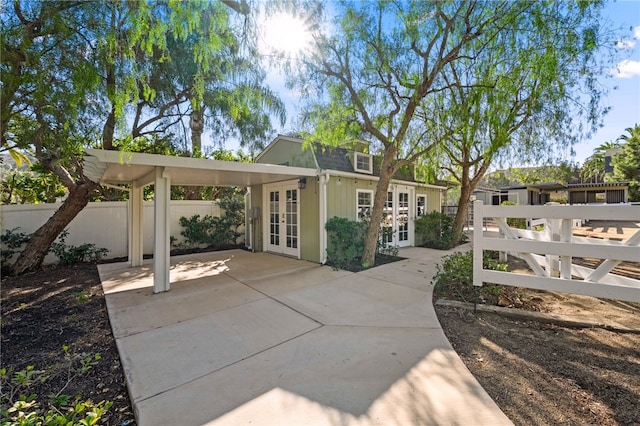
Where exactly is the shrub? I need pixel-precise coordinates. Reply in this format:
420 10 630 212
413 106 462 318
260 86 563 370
325 216 400 270
178 196 245 249
0 228 30 268
501 201 527 229
49 230 109 266
432 250 508 303
415 211 455 249
325 217 367 270
1 228 108 268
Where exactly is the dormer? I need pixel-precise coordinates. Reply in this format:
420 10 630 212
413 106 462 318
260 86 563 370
340 139 373 175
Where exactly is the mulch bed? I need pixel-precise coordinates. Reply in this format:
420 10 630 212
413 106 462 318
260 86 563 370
1 264 135 425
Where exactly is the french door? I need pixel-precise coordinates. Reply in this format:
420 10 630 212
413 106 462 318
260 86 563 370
265 182 299 257
383 187 413 248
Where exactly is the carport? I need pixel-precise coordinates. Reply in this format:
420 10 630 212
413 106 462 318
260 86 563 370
83 149 317 293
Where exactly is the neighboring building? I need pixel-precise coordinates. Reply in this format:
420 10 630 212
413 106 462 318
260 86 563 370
248 135 445 263
474 181 629 206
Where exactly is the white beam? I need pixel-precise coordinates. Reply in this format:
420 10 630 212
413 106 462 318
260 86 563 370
134 169 157 188
153 167 171 293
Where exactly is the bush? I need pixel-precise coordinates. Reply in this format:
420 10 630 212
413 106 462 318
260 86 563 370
324 216 400 270
325 217 367 270
501 201 527 229
178 196 245 249
415 211 455 249
49 230 109 266
432 250 508 303
1 228 108 269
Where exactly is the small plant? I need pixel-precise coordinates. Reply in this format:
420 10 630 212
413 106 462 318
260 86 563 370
49 230 109 266
415 211 455 249
0 347 111 426
432 250 508 304
0 227 31 268
325 217 367 270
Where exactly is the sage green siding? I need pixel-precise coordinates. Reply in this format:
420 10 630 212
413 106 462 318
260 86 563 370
299 180 320 262
250 185 263 251
415 186 441 214
325 177 377 220
257 139 316 168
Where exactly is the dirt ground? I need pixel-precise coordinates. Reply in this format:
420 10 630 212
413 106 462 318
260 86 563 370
1 264 134 425
1 219 639 425
435 219 640 425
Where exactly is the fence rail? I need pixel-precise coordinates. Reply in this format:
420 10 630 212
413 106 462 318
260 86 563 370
473 201 640 303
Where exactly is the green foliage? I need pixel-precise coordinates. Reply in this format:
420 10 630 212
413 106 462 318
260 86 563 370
612 125 640 201
0 167 67 205
432 250 508 304
325 217 367 270
49 230 109 266
0 348 111 426
178 197 245 248
415 212 455 250
0 228 30 268
500 201 527 229
324 216 399 270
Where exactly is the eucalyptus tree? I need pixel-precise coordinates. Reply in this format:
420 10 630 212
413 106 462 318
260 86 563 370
295 1 613 266
2 0 278 275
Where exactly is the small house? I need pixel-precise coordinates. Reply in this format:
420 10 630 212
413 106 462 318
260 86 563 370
247 135 445 263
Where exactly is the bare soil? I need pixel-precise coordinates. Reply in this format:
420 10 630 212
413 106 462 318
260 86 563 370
435 219 640 425
2 220 639 425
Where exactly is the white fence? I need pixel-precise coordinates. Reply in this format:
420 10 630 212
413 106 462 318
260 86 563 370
473 201 640 303
1 200 235 264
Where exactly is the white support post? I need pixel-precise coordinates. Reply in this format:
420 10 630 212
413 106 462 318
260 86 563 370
473 200 483 288
153 167 171 293
560 218 572 279
129 185 144 267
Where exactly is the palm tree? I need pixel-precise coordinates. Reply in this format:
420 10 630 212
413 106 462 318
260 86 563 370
580 140 619 183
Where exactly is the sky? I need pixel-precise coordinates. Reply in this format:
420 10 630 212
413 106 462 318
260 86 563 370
227 1 640 167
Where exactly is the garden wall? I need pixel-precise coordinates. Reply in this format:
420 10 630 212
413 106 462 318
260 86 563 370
1 200 238 264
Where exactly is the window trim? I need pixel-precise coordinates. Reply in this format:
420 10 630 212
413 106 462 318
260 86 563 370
353 152 373 174
356 189 374 221
416 194 427 218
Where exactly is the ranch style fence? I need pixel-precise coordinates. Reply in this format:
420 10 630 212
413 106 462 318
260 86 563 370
1 200 240 265
472 201 640 304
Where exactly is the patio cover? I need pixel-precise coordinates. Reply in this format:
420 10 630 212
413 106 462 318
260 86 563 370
83 149 317 293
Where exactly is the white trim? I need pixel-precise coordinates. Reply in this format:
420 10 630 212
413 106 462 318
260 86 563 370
318 168 447 190
356 189 374 221
319 174 329 264
353 152 373 174
264 180 301 258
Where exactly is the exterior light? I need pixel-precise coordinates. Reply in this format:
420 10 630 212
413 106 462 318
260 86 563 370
298 178 307 189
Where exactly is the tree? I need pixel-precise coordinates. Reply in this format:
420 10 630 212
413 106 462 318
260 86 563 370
581 141 620 183
296 1 611 266
1 1 278 275
612 125 640 201
422 1 612 240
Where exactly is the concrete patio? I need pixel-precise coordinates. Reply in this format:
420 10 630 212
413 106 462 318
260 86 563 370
98 247 512 426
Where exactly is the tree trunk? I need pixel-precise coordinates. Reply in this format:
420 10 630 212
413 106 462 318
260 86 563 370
452 183 472 243
361 147 396 268
10 180 97 275
190 107 204 155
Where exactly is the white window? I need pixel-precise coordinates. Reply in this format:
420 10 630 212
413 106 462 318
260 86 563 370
353 152 373 174
356 189 373 221
416 195 426 217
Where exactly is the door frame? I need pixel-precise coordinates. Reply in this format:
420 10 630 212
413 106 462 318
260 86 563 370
263 180 301 258
384 185 415 248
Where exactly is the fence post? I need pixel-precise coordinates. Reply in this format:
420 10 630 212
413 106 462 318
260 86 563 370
473 200 484 289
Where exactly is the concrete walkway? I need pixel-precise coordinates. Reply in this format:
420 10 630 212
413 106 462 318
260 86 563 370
98 247 512 426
